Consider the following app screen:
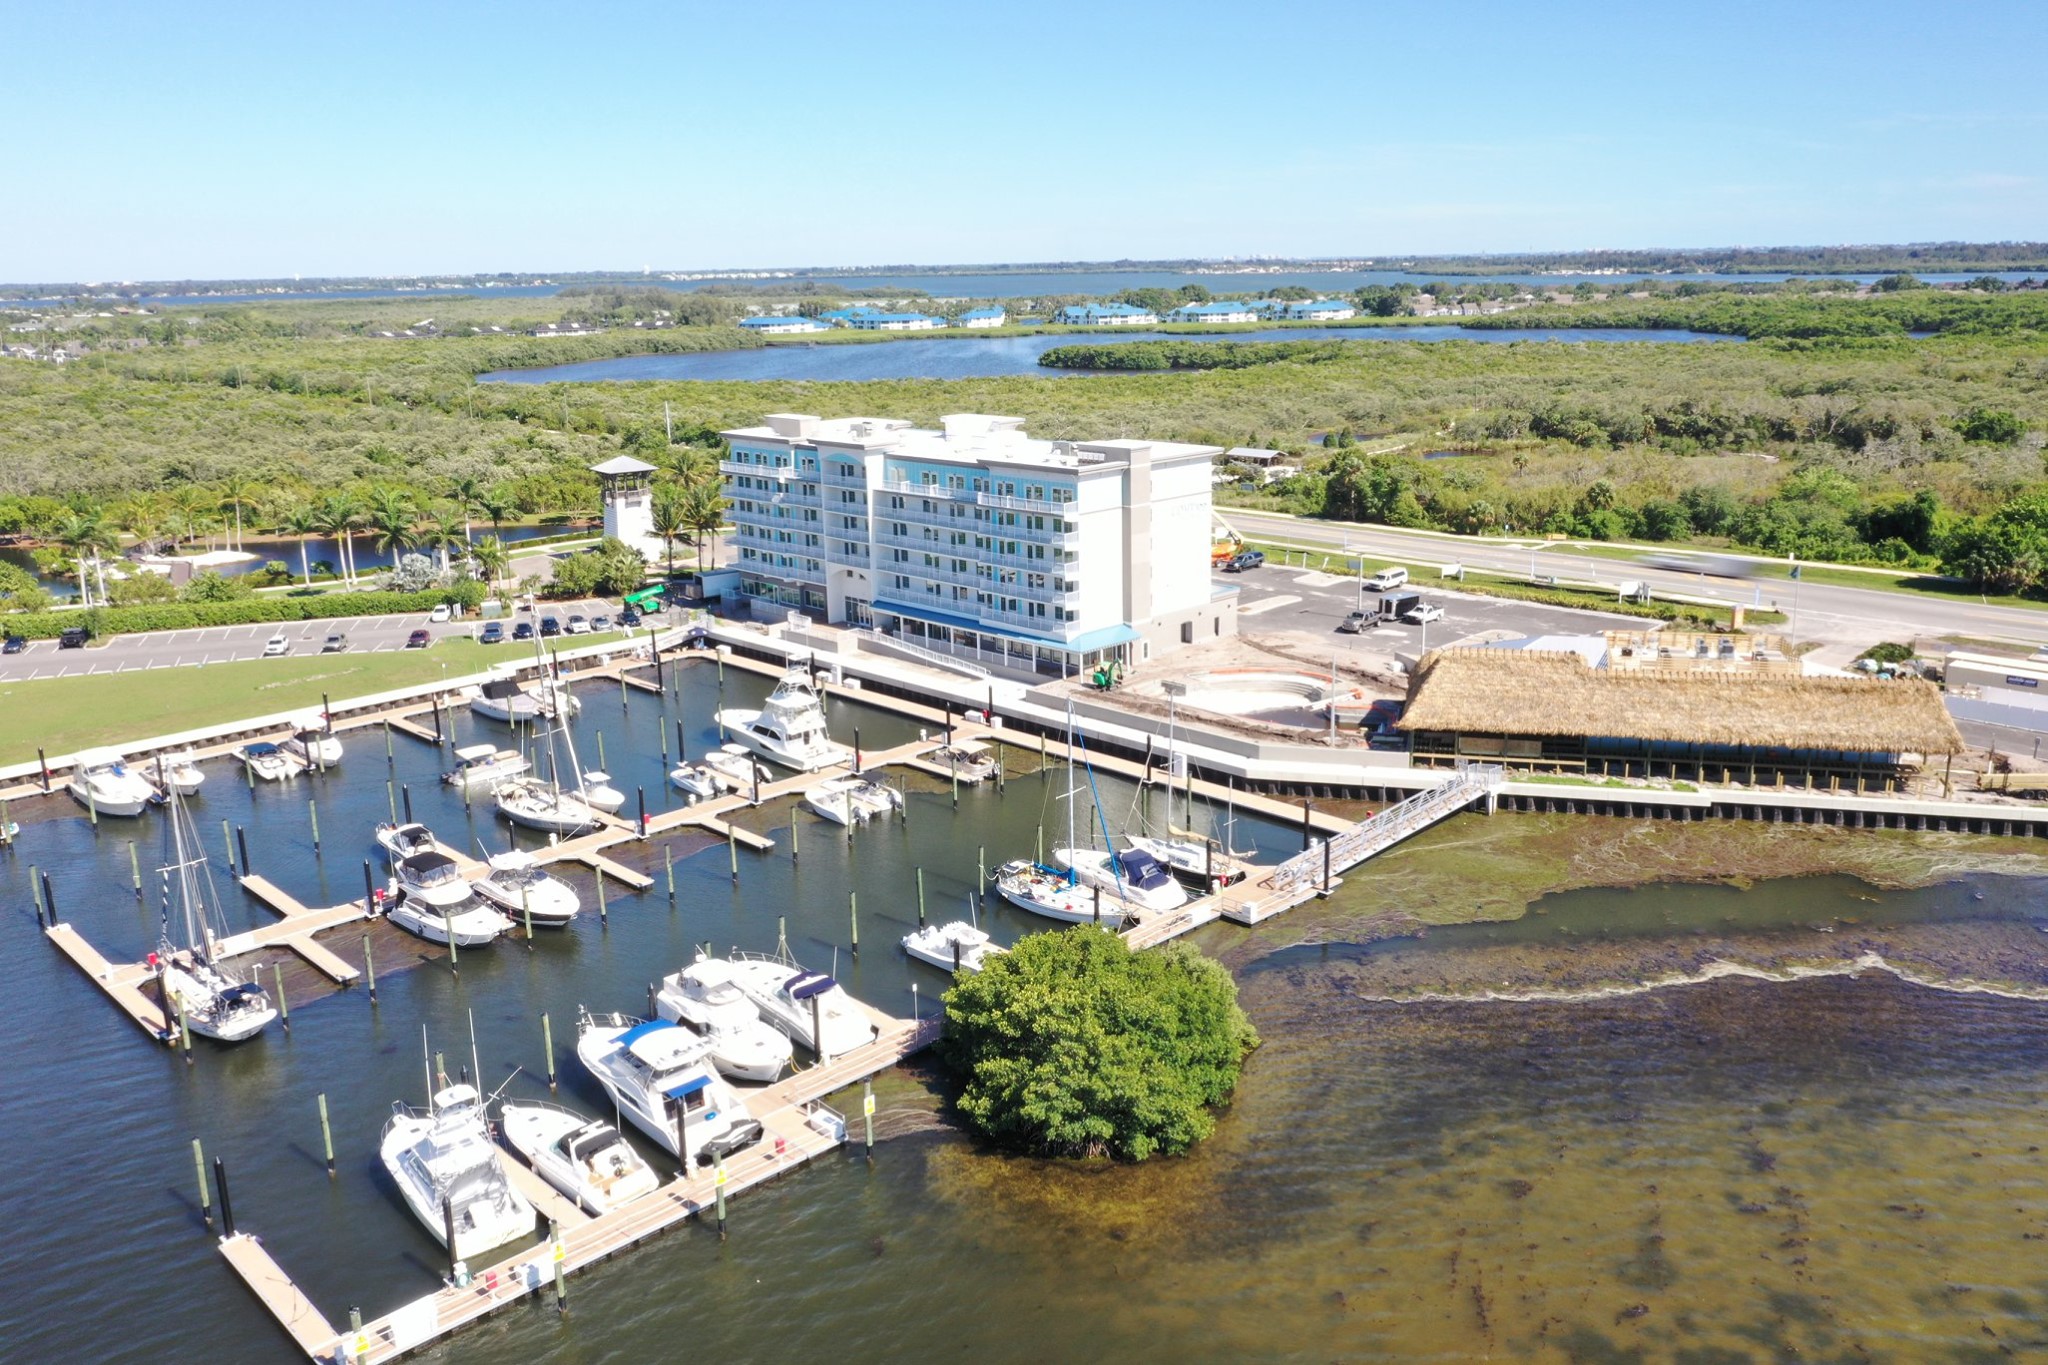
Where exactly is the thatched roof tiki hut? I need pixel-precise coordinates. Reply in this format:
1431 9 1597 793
1399 648 1963 793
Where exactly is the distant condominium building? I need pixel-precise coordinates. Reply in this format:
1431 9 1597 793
1055 303 1158 326
738 315 829 334
1285 299 1356 320
1169 301 1260 323
956 307 1006 328
720 413 1236 676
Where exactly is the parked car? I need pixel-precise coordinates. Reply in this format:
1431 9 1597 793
566 614 591 635
405 629 432 649
1338 610 1372 634
512 621 536 642
478 621 506 644
263 633 290 657
1363 567 1409 591
429 603 452 624
1404 603 1445 624
1222 550 1265 573
618 607 641 628
322 631 349 653
539 616 562 638
2 634 26 655
58 627 90 649
590 613 613 632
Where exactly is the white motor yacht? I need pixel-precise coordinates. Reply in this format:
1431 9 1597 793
67 749 158 817
902 920 1005 974
578 770 626 814
713 667 846 772
380 1084 536 1261
702 744 771 794
238 742 303 783
281 719 343 768
443 743 531 792
994 858 1129 926
375 821 439 861
494 778 603 836
724 953 880 1061
387 889 512 947
801 774 902 826
654 957 793 1083
574 1012 765 1166
668 761 721 799
499 1102 659 1216
1052 845 1189 914
393 850 472 908
924 738 998 784
470 850 580 927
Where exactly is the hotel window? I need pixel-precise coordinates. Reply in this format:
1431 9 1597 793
948 474 966 491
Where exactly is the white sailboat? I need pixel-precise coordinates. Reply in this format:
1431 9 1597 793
499 1101 659 1215
381 1079 536 1261
443 743 530 792
470 850 580 927
574 1012 765 1166
495 778 605 836
1051 845 1189 914
152 783 276 1043
67 748 158 817
724 951 880 1061
713 666 846 772
994 701 1131 926
1124 707 1249 889
654 956 793 1083
801 773 902 826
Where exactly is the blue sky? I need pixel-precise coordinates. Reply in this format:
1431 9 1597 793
4 0 2045 281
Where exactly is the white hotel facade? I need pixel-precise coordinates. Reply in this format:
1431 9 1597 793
721 413 1236 677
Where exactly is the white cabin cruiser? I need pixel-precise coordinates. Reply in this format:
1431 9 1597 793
67 749 158 817
725 953 879 1061
994 859 1129 926
237 742 303 783
145 751 205 799
801 774 902 826
443 743 530 792
470 850 580 927
387 889 512 947
574 1012 765 1166
281 719 343 768
494 778 603 836
654 956 793 1083
392 850 473 908
902 920 1005 974
714 667 845 772
375 821 439 861
1053 845 1189 914
702 744 772 794
668 761 721 799
380 1084 536 1261
465 676 579 724
578 770 626 814
924 738 999 784
499 1102 659 1215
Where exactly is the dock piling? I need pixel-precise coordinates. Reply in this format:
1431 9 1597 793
664 843 675 910
178 998 193 1062
385 779 396 824
214 1158 235 1237
1301 797 1312 851
192 1138 212 1228
551 1221 567 1312
363 934 376 1002
317 1093 335 1176
715 1162 728 1240
596 730 607 772
237 826 252 877
854 727 861 772
128 840 141 899
979 845 987 906
849 890 858 957
916 867 926 927
596 872 607 929
522 886 534 947
38 747 49 792
384 720 393 764
447 924 458 974
637 786 647 839
222 819 236 873
441 1198 459 1280
543 1013 556 1091
308 798 320 853
29 864 46 927
273 963 289 1031
863 1080 874 1161
728 823 738 884
791 807 799 862
401 783 413 825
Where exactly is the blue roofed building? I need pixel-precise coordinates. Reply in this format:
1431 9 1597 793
847 310 945 331
957 307 1006 328
1284 298 1357 320
738 315 829 335
1169 300 1260 323
1055 302 1158 326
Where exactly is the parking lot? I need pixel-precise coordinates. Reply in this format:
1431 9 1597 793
1220 563 1644 653
0 596 625 681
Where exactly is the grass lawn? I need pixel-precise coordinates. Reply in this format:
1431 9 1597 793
0 634 625 765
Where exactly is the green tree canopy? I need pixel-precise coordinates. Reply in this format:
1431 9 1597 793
939 929 1259 1162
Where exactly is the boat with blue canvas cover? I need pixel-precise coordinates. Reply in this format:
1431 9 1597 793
574 1011 764 1165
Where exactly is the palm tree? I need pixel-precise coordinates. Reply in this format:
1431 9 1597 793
470 535 512 592
52 509 117 606
478 485 518 536
313 493 363 586
679 482 728 569
446 475 486 548
421 507 467 574
167 487 217 548
216 472 257 551
109 494 163 551
364 486 418 569
277 502 321 585
650 483 689 577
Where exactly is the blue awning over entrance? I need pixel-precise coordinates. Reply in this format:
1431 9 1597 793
877 601 1139 654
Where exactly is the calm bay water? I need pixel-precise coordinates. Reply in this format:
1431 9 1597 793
2 659 2044 1361
480 326 1738 386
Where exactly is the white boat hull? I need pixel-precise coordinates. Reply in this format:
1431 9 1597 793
1053 848 1188 913
68 776 155 818
495 785 602 835
994 860 1129 926
715 707 846 773
380 1107 535 1261
388 900 511 946
499 1105 659 1215
668 764 721 798
161 961 277 1042
902 922 1005 974
471 876 579 926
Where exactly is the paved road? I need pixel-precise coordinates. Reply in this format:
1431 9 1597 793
0 597 625 681
1224 510 2048 652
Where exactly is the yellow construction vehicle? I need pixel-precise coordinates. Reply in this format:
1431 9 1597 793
1210 514 1246 565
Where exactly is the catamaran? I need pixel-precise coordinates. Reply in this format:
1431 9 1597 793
724 951 880 1061
381 1078 536 1262
151 782 277 1043
801 773 902 826
713 666 846 772
654 956 793 1083
499 1101 659 1215
574 1012 765 1165
67 748 158 817
469 850 580 927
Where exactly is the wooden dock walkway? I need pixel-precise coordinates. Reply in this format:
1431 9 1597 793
222 1012 943 1363
45 922 169 1038
385 715 443 746
219 1232 341 1359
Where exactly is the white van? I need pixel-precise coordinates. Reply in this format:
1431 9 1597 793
1363 567 1409 591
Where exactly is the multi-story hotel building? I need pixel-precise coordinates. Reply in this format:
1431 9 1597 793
721 413 1236 677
